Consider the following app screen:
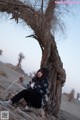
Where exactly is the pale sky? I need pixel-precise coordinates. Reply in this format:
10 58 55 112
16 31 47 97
0 4 80 94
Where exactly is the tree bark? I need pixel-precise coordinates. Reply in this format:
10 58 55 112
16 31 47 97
0 0 66 117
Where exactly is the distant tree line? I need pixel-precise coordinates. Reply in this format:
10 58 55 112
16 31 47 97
0 49 25 69
0 49 3 56
68 89 80 102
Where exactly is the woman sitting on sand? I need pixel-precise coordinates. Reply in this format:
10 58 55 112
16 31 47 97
0 68 48 109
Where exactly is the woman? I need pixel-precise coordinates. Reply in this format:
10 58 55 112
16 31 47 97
0 68 48 109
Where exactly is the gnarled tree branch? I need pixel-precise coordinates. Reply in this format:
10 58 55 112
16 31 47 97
0 0 40 30
45 0 56 29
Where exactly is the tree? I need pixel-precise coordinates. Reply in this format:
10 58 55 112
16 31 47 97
77 93 80 100
0 0 66 117
16 52 25 68
68 89 75 102
0 49 3 56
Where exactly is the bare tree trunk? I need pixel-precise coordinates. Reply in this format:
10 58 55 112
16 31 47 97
27 26 65 116
35 32 66 116
0 0 66 117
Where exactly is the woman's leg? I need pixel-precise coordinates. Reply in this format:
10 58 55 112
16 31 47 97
11 89 29 104
29 90 42 108
11 88 42 108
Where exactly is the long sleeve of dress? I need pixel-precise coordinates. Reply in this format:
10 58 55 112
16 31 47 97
33 78 48 96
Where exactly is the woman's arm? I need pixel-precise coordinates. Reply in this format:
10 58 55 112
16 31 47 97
18 77 31 88
34 79 48 95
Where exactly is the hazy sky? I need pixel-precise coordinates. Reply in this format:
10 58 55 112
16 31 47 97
0 4 80 94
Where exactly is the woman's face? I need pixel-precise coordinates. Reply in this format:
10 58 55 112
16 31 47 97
37 71 43 78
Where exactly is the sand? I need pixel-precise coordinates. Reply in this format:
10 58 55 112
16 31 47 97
0 61 80 120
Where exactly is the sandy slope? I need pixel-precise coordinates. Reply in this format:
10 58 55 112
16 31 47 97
60 94 80 119
0 61 80 120
0 61 31 91
0 61 31 81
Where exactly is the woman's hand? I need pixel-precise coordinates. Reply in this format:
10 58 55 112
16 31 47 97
30 82 35 88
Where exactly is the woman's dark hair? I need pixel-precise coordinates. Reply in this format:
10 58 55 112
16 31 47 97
37 67 48 78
